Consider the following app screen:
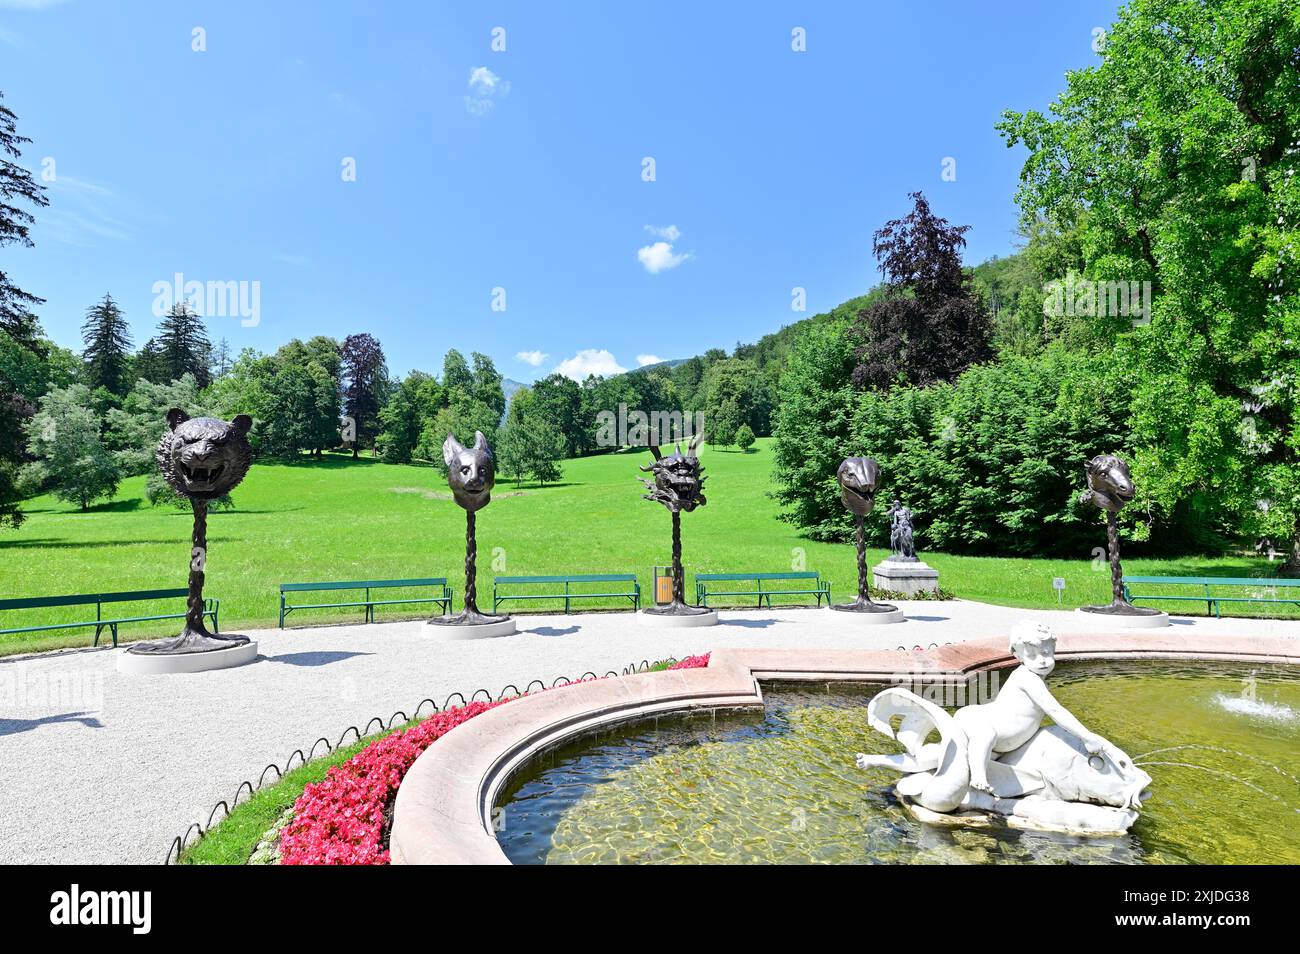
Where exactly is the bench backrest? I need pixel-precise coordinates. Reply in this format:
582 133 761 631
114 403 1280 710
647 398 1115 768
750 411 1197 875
0 588 189 611
1124 575 1300 587
495 574 637 584
280 578 448 593
696 572 820 583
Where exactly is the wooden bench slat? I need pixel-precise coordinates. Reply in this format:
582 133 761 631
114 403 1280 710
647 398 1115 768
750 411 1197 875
695 572 820 582
280 578 448 592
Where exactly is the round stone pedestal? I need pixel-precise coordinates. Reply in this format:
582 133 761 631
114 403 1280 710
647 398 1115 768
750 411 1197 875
825 606 906 625
428 617 517 639
640 608 719 628
118 639 258 674
1075 608 1171 629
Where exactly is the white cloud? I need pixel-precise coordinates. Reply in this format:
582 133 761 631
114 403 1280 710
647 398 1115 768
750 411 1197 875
464 66 510 115
38 176 133 246
644 224 681 241
552 349 626 381
637 241 690 274
515 350 548 367
636 354 664 367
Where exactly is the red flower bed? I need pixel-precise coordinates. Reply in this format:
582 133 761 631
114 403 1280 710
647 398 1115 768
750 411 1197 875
279 653 711 865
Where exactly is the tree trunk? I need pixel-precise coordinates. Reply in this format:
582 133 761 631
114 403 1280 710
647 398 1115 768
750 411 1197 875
1282 516 1300 578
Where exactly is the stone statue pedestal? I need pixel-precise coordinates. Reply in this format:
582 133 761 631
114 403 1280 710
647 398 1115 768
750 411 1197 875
118 639 258 674
428 617 517 639
640 608 718 628
1075 607 1170 629
872 559 940 597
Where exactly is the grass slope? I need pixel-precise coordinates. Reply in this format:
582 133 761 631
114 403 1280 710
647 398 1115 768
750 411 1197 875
2 439 1291 655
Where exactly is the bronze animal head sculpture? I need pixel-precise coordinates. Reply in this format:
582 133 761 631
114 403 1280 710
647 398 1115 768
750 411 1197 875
443 431 495 512
157 409 253 500
640 432 707 513
836 457 880 516
1080 454 1135 513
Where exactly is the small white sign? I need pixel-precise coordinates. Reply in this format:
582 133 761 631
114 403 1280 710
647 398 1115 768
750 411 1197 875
1052 577 1066 591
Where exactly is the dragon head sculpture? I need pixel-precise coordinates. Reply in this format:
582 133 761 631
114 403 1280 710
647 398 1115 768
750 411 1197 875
836 456 880 516
443 431 495 512
1080 453 1135 513
640 432 707 513
156 409 253 500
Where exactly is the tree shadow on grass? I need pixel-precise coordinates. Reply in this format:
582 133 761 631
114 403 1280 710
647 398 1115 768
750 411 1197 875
0 537 247 549
0 711 104 737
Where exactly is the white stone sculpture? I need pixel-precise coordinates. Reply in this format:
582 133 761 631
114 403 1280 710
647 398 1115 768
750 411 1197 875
856 621 1151 835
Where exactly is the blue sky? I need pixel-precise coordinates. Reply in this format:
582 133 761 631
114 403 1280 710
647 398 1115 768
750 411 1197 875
2 0 1121 382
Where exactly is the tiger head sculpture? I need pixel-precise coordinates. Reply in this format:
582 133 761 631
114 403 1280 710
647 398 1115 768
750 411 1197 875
156 409 253 500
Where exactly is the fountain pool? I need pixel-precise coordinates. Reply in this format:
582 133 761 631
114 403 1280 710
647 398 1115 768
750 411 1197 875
495 660 1300 864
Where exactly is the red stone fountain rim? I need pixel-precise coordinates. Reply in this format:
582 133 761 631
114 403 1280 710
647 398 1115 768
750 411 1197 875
389 632 1300 865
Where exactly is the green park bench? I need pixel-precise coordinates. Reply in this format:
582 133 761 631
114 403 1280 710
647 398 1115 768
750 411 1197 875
1123 575 1300 618
0 588 218 648
279 578 452 628
695 571 831 608
492 574 640 613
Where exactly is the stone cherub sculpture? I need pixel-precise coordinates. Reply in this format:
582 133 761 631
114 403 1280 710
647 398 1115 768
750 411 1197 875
1078 454 1162 618
856 621 1151 835
128 409 254 656
885 499 916 562
830 457 898 615
430 431 511 629
641 432 710 617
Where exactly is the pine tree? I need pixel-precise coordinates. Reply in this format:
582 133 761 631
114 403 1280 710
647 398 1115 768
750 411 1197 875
0 92 49 350
134 337 167 384
156 301 212 387
212 337 232 378
81 293 133 395
0 91 49 529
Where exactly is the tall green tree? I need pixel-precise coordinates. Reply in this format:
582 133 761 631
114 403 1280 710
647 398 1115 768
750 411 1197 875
0 91 49 350
21 384 120 511
850 192 993 392
997 0 1300 569
340 332 387 458
497 387 565 486
155 301 212 387
0 91 50 528
81 293 133 396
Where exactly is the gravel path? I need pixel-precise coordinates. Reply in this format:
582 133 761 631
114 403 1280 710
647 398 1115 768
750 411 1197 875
2 600 1297 864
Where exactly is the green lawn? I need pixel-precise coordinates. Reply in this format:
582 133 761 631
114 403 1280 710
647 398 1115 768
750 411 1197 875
2 439 1293 655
